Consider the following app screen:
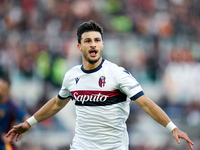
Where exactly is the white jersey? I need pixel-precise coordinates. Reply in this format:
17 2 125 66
58 59 144 150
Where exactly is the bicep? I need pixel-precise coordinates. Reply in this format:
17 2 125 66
55 96 71 109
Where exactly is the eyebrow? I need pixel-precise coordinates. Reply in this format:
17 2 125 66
83 37 101 41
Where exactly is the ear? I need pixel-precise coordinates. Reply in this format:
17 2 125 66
77 43 82 52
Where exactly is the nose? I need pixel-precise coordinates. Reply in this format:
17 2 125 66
90 41 96 48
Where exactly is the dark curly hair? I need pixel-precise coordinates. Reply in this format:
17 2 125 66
77 20 103 44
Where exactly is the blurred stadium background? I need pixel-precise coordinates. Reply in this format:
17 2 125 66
0 0 200 149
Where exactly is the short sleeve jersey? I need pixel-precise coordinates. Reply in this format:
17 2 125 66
58 59 144 150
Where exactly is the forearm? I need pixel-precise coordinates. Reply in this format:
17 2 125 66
136 96 171 127
143 99 171 127
33 96 70 123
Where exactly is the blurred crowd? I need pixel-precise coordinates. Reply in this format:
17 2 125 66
0 0 200 150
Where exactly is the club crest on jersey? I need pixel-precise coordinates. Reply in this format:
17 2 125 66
99 76 106 87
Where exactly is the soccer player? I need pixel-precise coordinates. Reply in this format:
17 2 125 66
0 76 29 150
6 20 194 150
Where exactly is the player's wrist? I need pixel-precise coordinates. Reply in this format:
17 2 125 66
26 116 38 127
166 121 177 132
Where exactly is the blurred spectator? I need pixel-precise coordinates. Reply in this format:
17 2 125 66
0 75 29 150
163 49 200 105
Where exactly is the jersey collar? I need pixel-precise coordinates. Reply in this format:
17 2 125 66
81 59 105 73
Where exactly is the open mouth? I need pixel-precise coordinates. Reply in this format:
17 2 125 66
89 49 97 56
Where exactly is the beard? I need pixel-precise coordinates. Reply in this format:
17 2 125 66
86 56 101 64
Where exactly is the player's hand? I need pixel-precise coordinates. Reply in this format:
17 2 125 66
1 133 10 143
172 128 194 149
5 121 31 143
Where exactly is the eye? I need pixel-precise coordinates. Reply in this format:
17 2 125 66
85 40 90 43
95 39 101 42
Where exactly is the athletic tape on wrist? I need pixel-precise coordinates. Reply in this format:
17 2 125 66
166 121 177 132
26 116 38 126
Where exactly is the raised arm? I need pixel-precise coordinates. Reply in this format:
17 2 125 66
6 96 71 143
135 95 194 149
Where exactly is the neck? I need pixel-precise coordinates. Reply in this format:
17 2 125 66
82 57 102 70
